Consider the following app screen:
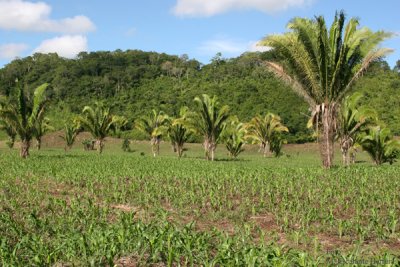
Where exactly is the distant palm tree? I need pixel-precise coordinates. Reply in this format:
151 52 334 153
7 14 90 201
260 11 392 168
360 126 400 165
33 117 53 150
168 107 190 158
59 122 79 151
334 93 377 165
246 113 288 157
0 82 49 158
76 102 119 154
135 109 169 157
183 94 230 161
222 117 246 159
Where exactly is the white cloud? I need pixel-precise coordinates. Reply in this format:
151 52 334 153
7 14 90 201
198 37 270 56
0 0 95 33
34 35 87 58
248 41 270 52
0 43 28 59
173 0 312 17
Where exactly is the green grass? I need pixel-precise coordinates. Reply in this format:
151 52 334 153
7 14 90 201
0 141 399 266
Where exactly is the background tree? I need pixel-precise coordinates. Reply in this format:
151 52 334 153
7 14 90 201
359 126 400 165
59 122 79 151
135 109 169 157
168 107 190 158
222 117 246 159
76 102 119 154
246 113 289 157
0 82 49 158
260 11 392 168
183 94 230 161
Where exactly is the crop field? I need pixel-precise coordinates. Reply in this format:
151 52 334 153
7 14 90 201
0 138 399 266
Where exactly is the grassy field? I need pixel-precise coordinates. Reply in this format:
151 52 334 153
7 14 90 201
0 135 399 266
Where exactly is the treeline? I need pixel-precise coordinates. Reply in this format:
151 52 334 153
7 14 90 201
0 50 399 142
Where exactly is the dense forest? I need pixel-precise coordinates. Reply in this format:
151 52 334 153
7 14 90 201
0 50 399 143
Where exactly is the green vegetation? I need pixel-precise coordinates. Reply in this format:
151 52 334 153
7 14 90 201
0 145 399 266
0 10 399 266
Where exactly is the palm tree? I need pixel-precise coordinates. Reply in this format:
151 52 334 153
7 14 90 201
76 102 119 154
359 126 400 165
0 82 49 158
246 113 289 157
33 117 53 150
335 92 377 165
260 11 392 168
135 109 169 157
168 107 190 158
0 119 17 149
59 122 79 151
222 117 246 159
183 94 230 161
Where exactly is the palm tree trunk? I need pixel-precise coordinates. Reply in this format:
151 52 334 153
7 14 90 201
36 138 42 150
96 139 104 154
263 143 269 157
204 139 210 160
320 103 336 168
151 137 160 157
177 144 183 158
20 139 30 158
211 143 216 161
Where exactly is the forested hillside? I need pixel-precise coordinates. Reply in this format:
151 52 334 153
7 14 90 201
0 50 399 142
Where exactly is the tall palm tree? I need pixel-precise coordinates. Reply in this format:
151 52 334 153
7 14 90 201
260 11 392 168
168 107 190 158
76 102 119 154
335 92 377 165
0 82 49 158
183 94 230 161
135 109 169 157
246 113 289 157
359 126 400 165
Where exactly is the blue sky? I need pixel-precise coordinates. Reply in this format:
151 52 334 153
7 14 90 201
0 0 399 67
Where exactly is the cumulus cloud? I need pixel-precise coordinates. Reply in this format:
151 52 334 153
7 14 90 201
198 37 270 57
173 0 312 17
0 43 28 59
0 0 95 33
34 35 87 58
